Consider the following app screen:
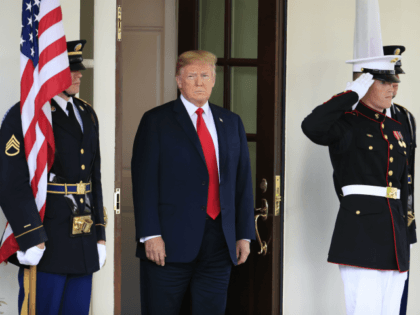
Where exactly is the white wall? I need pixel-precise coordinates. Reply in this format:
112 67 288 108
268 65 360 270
0 1 80 314
90 1 116 314
285 0 420 314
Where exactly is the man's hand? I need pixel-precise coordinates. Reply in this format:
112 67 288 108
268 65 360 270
36 242 45 249
17 243 46 266
346 73 374 100
145 236 166 266
236 240 250 265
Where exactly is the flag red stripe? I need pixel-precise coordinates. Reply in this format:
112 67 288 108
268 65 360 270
38 6 63 37
36 68 72 110
24 68 71 158
30 139 48 198
0 235 18 264
20 60 35 111
39 36 67 71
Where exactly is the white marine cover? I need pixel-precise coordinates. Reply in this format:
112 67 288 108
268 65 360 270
346 0 400 71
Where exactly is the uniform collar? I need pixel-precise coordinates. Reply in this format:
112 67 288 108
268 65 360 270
53 95 73 113
355 101 400 125
180 94 210 117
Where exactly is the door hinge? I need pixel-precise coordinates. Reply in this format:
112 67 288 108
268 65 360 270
114 188 121 214
117 6 122 42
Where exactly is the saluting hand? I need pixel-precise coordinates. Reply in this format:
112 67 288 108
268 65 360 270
346 73 374 100
236 240 250 265
145 236 166 266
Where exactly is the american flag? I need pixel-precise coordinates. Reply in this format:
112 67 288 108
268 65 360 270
0 0 71 263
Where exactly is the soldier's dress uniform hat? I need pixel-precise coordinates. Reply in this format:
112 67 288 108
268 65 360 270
384 45 406 74
346 0 400 83
67 40 87 71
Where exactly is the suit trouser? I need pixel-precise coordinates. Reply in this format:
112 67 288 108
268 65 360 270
18 268 92 315
339 265 408 315
140 215 233 315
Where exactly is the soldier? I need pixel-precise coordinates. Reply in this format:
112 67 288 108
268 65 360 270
302 1 410 313
0 40 106 315
383 45 418 315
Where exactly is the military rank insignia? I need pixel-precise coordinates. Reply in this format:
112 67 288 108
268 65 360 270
393 131 406 148
5 135 20 156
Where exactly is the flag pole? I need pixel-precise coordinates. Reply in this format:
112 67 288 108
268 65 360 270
29 265 36 315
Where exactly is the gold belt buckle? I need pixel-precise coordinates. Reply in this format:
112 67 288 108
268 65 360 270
72 215 93 235
386 187 398 199
76 183 86 195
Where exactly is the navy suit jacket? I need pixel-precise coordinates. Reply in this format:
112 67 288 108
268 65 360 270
131 98 255 265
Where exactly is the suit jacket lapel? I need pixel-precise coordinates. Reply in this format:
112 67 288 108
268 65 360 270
210 104 227 182
173 98 206 166
51 99 82 139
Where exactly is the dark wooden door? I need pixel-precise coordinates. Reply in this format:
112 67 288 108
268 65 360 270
114 1 123 314
178 0 286 314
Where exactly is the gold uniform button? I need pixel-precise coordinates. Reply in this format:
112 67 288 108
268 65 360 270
390 157 394 163
80 198 84 203
404 151 407 155
356 210 361 215
390 144 393 150
389 182 393 187
382 123 385 129
369 146 373 150
384 135 388 140
81 165 85 170
81 149 84 154
389 170 393 176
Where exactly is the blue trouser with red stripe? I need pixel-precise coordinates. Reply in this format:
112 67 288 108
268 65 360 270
18 268 92 315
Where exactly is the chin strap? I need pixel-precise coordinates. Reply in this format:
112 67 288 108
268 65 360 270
63 91 75 98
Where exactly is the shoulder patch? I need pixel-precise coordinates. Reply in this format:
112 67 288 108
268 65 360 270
5 135 20 156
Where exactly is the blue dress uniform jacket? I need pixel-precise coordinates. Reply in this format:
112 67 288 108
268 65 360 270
0 97 105 274
393 103 416 244
131 98 255 265
302 91 410 271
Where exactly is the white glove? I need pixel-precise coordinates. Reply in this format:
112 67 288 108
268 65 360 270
97 243 106 269
17 245 45 266
346 73 374 100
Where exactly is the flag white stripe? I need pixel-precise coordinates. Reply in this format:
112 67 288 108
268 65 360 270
38 0 60 20
39 51 68 86
38 23 65 53
20 63 38 135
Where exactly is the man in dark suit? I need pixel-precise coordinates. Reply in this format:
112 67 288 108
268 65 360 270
132 50 255 315
0 40 106 315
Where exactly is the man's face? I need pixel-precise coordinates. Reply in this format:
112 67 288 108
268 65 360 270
65 71 82 95
176 62 215 107
392 74 400 98
362 79 394 111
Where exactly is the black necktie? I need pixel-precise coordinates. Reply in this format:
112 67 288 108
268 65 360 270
66 102 82 133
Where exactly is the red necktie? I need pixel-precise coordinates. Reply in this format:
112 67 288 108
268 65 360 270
196 108 220 219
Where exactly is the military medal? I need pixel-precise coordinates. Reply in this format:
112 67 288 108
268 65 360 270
393 131 403 147
398 131 406 148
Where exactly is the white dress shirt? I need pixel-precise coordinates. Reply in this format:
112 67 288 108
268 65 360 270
52 95 84 132
140 95 250 243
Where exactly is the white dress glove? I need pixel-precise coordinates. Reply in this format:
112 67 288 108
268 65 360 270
346 73 374 100
17 245 46 266
97 243 106 269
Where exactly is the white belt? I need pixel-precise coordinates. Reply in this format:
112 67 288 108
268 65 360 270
342 185 400 199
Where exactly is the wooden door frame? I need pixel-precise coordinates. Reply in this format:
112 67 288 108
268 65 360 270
114 0 123 314
178 0 287 313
